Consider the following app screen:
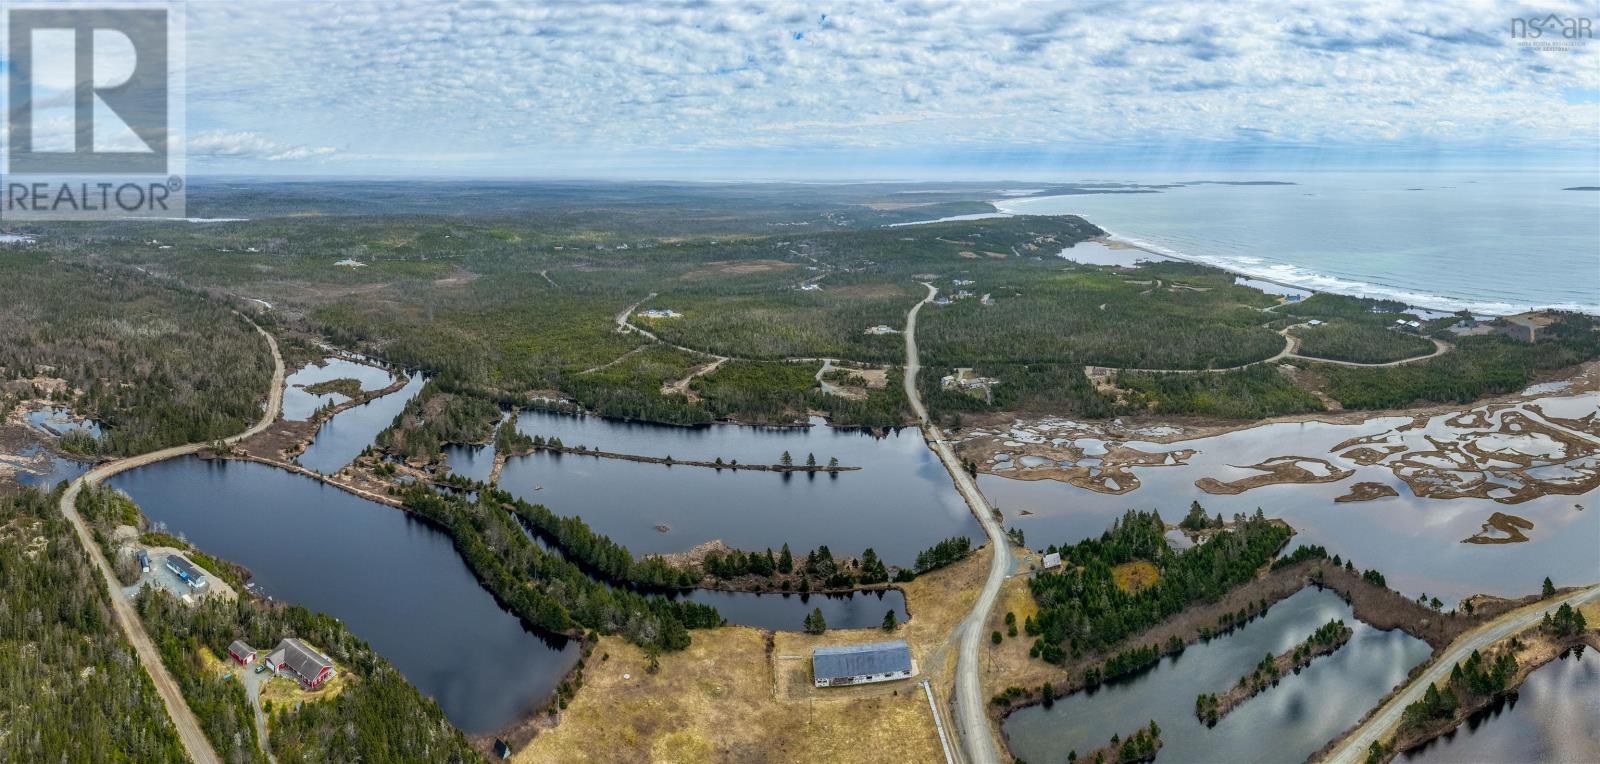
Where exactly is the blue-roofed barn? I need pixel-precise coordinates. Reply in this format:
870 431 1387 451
812 640 915 687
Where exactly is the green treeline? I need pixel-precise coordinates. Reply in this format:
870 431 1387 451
398 486 722 651
498 486 698 588
1400 648 1520 733
134 589 479 763
1026 509 1291 664
913 536 972 574
0 488 187 763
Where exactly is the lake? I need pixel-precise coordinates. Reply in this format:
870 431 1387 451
109 457 580 735
498 411 983 566
1002 587 1432 764
296 371 426 474
281 357 396 422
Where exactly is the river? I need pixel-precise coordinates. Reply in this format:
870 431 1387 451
1002 587 1432 763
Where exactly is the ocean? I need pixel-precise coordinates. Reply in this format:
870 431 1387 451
989 172 1599 316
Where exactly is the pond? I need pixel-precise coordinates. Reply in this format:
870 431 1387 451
1001 587 1431 764
976 394 1600 602
26 406 104 439
8 444 90 489
108 457 580 735
296 372 426 475
498 412 983 566
1056 239 1168 267
281 357 396 422
1402 645 1599 763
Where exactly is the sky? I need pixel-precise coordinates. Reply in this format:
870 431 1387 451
26 1 1600 178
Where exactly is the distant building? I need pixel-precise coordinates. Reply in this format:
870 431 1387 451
228 641 257 665
1305 319 1323 327
1494 311 1559 343
165 554 209 591
863 324 900 335
264 638 336 689
812 641 915 687
638 308 682 319
1042 552 1062 570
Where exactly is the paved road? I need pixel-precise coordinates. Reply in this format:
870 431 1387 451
57 316 284 764
1321 584 1600 764
904 282 1011 764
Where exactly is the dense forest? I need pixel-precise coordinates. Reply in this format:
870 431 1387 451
375 380 502 461
0 256 273 456
134 589 479 763
1115 366 1325 419
1293 322 1436 364
0 488 188 763
1321 314 1600 409
1026 509 1292 664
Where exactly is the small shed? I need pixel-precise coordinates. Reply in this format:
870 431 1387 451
492 739 513 760
1042 552 1062 570
812 641 915 688
228 641 256 665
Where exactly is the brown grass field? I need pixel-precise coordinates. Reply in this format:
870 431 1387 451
517 546 993 763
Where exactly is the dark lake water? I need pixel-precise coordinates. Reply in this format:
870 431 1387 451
1001 587 1431 764
977 395 1600 603
1403 646 1600 763
281 357 395 422
108 457 579 735
498 412 982 566
443 442 497 483
677 588 905 632
297 372 425 475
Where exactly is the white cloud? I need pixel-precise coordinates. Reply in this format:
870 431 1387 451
188 130 336 161
177 0 1599 174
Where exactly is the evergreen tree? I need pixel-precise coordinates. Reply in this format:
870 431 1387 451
803 607 827 634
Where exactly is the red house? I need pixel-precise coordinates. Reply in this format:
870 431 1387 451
264 638 336 689
227 640 257 665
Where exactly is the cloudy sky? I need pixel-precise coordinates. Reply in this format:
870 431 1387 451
170 1 1600 177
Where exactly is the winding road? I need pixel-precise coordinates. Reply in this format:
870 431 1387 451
56 315 285 764
1321 583 1600 764
904 282 1011 764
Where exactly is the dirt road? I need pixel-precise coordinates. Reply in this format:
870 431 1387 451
56 316 285 764
904 282 1011 764
1321 584 1600 764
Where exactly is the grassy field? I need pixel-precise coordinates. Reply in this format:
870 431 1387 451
518 545 994 763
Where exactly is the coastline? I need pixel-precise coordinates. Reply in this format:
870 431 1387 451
969 195 1599 319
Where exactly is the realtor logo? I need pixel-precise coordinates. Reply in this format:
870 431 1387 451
2 5 185 219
